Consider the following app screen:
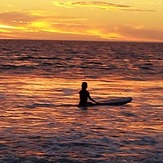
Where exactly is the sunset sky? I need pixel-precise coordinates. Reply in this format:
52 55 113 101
0 0 163 42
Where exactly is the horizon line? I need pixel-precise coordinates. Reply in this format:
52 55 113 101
0 38 163 44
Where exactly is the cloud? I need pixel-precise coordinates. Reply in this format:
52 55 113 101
0 11 41 26
0 11 87 29
53 1 130 9
120 9 155 12
71 1 129 8
0 11 92 39
0 11 162 42
52 1 155 12
105 25 163 42
101 25 163 42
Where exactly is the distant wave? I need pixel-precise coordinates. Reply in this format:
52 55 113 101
25 103 55 109
0 64 36 70
25 103 78 109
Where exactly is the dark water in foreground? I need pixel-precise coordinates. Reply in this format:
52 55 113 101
0 40 163 162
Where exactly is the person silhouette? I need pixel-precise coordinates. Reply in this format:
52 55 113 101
78 82 98 107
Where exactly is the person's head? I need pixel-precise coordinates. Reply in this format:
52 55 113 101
81 82 88 90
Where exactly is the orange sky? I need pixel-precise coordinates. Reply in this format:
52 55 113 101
0 0 163 42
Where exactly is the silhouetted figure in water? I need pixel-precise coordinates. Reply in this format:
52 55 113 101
78 82 98 107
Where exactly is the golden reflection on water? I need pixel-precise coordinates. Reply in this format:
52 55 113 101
0 74 162 104
0 74 162 161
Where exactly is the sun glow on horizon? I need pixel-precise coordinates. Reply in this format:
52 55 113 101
0 0 163 42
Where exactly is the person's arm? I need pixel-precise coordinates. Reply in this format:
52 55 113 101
88 93 98 104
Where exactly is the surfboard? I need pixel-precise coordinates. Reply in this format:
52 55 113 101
79 97 132 107
96 97 132 106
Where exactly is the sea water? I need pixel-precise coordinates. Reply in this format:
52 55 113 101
0 40 162 163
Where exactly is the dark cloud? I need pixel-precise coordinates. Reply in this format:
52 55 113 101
53 1 155 12
71 1 130 8
120 9 155 12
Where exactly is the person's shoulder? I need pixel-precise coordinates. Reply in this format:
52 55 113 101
79 89 89 94
86 90 90 94
79 89 85 93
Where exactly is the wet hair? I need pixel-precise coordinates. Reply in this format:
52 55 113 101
81 82 87 89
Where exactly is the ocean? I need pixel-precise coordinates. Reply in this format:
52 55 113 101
0 40 162 163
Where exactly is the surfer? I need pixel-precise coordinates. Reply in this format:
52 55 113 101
78 82 98 107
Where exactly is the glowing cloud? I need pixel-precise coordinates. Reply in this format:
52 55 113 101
0 0 162 42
